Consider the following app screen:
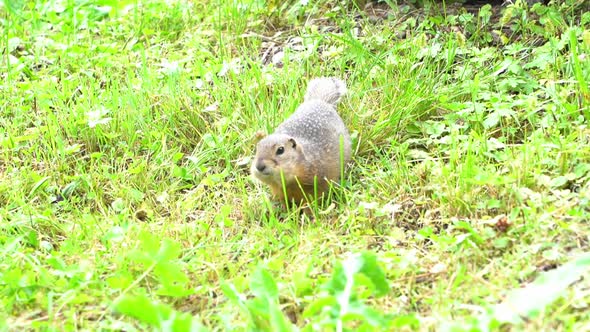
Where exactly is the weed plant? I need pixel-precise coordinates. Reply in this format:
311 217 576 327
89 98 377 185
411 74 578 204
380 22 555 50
1 0 589 330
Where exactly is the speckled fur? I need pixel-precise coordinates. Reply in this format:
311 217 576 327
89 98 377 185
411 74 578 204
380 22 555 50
251 77 352 205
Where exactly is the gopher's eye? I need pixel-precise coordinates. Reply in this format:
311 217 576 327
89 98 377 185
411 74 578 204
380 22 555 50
276 146 285 155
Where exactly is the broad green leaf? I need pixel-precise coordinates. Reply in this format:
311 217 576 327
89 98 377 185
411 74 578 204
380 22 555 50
250 267 279 300
357 253 390 297
220 282 242 303
453 220 484 246
245 297 271 319
573 163 590 178
483 111 500 128
106 272 133 290
157 239 182 261
292 271 313 297
325 262 347 294
154 262 189 285
302 296 338 318
111 198 126 213
549 176 568 188
220 282 251 314
115 294 207 332
156 282 194 298
62 181 79 198
2 0 25 15
29 176 50 197
133 233 181 263
269 303 297 332
493 252 590 323
343 301 391 328
115 294 167 326
166 313 203 332
390 314 421 329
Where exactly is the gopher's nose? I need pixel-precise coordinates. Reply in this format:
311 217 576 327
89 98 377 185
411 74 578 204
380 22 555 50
255 160 266 172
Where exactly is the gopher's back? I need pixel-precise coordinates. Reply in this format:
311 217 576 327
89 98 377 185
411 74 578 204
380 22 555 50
251 77 352 205
277 100 350 155
276 81 351 180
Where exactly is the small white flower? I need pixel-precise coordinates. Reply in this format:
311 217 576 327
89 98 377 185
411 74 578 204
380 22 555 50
87 106 112 128
218 61 230 77
430 262 447 274
204 102 219 112
195 79 204 89
158 59 181 75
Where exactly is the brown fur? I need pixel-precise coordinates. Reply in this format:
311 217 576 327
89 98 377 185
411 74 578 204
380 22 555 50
251 77 351 207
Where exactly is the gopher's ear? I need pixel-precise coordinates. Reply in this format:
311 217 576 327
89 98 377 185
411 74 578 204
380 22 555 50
288 138 297 148
254 130 266 142
288 138 305 155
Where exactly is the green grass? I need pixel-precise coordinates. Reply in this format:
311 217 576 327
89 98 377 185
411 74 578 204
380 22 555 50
1 0 590 330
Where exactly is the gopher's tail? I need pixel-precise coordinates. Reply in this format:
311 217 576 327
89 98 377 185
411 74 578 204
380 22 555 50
304 77 347 105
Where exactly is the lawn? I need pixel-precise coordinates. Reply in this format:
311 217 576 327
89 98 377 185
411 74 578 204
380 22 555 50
1 0 589 330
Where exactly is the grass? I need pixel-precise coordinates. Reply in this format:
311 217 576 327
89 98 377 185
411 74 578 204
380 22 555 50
1 0 590 330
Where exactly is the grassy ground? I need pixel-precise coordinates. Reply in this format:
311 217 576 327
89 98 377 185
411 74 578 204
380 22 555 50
1 0 590 330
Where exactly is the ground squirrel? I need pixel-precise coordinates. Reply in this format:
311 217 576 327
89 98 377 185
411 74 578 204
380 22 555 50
251 77 352 206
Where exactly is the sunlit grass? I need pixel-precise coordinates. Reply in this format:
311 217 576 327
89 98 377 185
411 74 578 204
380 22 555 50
1 0 589 330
